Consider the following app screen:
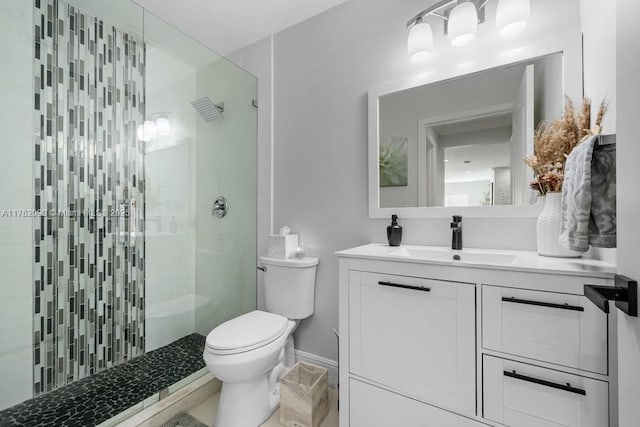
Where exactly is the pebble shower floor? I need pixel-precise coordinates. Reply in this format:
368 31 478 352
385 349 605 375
0 334 205 427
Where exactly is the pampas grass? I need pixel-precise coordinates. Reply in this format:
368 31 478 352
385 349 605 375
577 97 591 141
594 100 608 134
525 97 607 195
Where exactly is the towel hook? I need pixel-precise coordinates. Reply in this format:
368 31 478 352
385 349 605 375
584 275 637 317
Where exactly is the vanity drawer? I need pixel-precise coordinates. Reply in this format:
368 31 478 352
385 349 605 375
349 271 476 416
350 378 486 427
482 285 607 374
483 355 608 427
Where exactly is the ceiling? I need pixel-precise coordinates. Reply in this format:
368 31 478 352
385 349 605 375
133 0 349 55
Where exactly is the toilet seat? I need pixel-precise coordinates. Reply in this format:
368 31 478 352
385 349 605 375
205 310 289 355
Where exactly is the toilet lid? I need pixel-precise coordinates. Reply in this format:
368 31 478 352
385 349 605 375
206 310 289 354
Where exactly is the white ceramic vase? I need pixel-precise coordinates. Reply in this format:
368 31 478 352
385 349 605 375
536 192 581 258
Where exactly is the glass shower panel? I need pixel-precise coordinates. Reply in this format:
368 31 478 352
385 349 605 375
142 11 257 348
0 0 256 418
192 41 258 337
0 0 38 410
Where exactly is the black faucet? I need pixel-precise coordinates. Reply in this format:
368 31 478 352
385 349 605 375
451 215 462 250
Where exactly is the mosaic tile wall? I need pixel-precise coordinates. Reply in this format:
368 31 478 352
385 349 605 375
32 0 146 394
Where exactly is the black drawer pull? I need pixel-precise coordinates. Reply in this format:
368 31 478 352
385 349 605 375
502 296 584 312
378 281 430 292
504 370 586 396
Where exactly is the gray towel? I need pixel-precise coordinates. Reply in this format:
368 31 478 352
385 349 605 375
589 142 616 247
560 135 616 252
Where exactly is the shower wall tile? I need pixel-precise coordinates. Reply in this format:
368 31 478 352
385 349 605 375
32 0 145 394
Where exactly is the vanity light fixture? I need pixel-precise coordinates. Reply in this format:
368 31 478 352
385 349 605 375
408 17 434 62
496 0 530 37
137 115 172 141
137 120 157 142
155 116 171 136
407 0 530 60
448 2 478 47
144 120 157 139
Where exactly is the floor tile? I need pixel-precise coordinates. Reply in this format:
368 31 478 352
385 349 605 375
187 387 339 427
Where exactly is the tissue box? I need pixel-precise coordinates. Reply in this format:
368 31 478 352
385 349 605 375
267 234 299 259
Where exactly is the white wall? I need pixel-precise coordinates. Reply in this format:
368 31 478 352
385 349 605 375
0 0 34 411
581 0 617 134
532 53 563 126
272 0 582 361
615 0 640 425
445 180 492 207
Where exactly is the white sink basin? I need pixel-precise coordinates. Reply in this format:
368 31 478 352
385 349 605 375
389 247 516 265
389 247 453 261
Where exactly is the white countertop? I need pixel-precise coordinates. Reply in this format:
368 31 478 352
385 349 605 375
336 243 617 278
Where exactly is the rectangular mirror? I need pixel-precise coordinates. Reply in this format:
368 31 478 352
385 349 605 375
369 39 583 219
380 53 561 209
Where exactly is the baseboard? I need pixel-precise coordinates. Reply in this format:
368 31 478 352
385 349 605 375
294 350 339 387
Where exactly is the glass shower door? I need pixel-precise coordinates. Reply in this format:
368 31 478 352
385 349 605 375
142 11 257 350
0 0 257 422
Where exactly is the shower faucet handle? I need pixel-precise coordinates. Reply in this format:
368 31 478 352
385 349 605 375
213 196 229 218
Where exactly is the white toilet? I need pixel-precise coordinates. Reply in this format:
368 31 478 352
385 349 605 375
203 256 319 427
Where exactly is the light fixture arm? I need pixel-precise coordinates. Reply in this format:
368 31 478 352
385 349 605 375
432 12 449 22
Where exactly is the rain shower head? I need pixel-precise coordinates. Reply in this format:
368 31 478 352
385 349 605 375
190 97 224 121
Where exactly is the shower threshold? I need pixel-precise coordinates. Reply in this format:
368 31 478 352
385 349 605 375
0 334 206 427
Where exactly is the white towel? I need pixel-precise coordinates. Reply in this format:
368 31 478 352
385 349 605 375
559 136 597 252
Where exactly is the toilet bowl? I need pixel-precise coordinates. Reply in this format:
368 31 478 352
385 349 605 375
204 310 295 426
203 256 319 427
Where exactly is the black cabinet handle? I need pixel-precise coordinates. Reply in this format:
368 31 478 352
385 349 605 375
502 296 584 312
504 370 586 396
378 281 430 292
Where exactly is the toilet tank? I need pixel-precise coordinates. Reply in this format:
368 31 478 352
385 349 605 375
259 256 319 320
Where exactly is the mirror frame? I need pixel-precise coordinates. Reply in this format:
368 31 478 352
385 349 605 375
368 34 583 219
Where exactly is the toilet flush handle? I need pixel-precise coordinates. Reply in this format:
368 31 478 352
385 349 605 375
257 265 267 272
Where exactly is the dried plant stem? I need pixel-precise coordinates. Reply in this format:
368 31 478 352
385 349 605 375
595 99 608 129
577 97 591 141
525 96 607 195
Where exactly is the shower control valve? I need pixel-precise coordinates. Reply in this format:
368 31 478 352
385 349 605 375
213 196 229 218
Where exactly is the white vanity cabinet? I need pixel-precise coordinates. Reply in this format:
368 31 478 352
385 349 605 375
337 244 617 427
348 272 476 414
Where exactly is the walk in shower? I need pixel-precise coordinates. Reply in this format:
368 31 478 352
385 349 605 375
0 0 256 424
